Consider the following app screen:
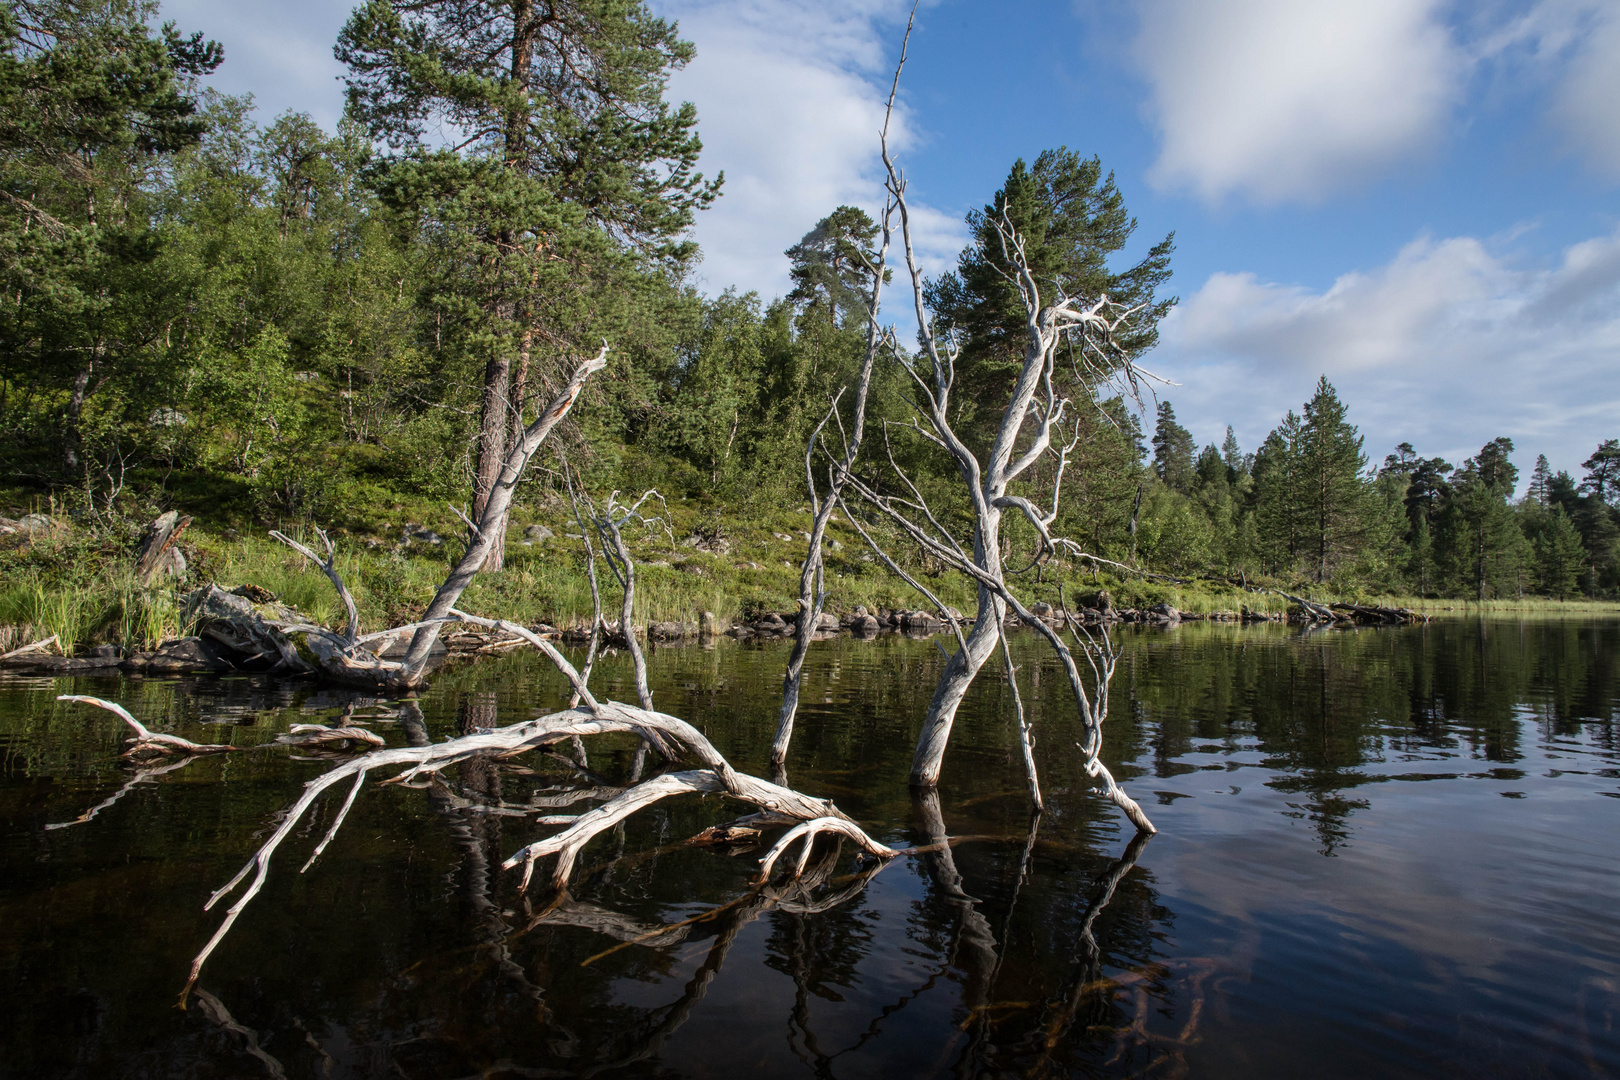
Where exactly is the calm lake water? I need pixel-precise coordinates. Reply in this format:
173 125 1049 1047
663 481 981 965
2 619 1617 1079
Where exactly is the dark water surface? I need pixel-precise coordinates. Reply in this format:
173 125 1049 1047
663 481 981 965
2 620 1617 1079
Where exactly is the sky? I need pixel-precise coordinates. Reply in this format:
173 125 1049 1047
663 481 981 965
156 0 1620 483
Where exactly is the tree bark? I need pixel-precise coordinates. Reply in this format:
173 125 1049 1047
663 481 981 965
471 350 511 571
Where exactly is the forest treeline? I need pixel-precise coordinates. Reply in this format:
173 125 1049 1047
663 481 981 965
3 0 1616 602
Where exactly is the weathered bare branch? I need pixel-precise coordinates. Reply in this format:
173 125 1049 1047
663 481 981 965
269 527 359 647
401 343 610 684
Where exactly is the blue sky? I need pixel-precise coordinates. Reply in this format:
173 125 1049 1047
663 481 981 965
158 0 1620 484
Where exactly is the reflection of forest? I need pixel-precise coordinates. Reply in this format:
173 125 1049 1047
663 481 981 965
1102 621 1620 852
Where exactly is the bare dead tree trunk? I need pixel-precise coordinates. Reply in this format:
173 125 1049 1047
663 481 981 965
400 344 609 684
772 184 894 765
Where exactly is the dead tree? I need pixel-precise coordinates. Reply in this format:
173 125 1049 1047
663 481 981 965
397 344 611 686
770 75 899 770
832 27 1158 832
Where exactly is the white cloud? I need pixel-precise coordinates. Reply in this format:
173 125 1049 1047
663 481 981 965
1154 228 1620 473
1549 3 1620 178
1134 0 1465 204
653 0 966 302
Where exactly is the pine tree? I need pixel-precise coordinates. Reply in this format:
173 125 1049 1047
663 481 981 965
1152 401 1196 494
924 148 1174 446
0 0 222 472
336 0 719 567
1535 506 1586 598
1582 439 1620 503
1251 414 1302 575
1221 425 1247 483
1296 377 1367 582
1441 438 1523 600
1528 454 1553 506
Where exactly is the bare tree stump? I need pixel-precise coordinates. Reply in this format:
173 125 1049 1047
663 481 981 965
134 511 192 585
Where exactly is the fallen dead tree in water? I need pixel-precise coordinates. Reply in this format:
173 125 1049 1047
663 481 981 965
54 468 901 1000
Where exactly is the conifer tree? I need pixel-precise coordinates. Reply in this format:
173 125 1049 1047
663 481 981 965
0 0 221 472
924 148 1174 447
1528 454 1554 506
1534 505 1586 599
1295 377 1367 582
1251 414 1302 575
1151 401 1196 494
336 0 718 567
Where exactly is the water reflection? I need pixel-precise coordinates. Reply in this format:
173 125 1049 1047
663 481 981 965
0 618 1617 1077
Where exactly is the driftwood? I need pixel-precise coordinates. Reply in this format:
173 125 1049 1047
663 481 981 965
400 344 611 684
0 633 58 661
175 699 896 997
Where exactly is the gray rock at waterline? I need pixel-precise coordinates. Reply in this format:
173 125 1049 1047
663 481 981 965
1149 602 1181 624
852 615 881 636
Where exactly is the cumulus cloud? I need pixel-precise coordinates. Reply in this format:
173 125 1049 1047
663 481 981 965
1154 229 1620 472
1134 0 1465 204
1548 3 1620 178
653 0 966 301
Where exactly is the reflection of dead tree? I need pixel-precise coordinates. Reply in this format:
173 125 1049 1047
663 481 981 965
546 842 884 1078
44 753 206 830
58 695 240 758
191 989 288 1079
1028 829 1153 1079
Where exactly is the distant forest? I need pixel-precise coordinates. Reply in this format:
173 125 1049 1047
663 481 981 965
3 0 1617 601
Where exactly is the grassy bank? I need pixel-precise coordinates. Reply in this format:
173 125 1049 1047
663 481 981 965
6 490 1609 655
1368 595 1620 617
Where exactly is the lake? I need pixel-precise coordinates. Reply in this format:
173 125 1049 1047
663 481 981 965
2 619 1617 1079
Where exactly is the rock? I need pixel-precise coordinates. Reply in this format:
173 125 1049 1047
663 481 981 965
1030 601 1055 619
17 513 52 532
943 606 964 622
815 611 840 631
1149 602 1181 624
524 523 554 542
773 532 795 543
141 636 234 674
402 524 443 546
754 612 788 633
827 538 843 552
20 654 121 673
86 643 122 659
901 610 941 630
851 605 869 620
699 611 719 637
648 621 692 640
853 615 880 636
